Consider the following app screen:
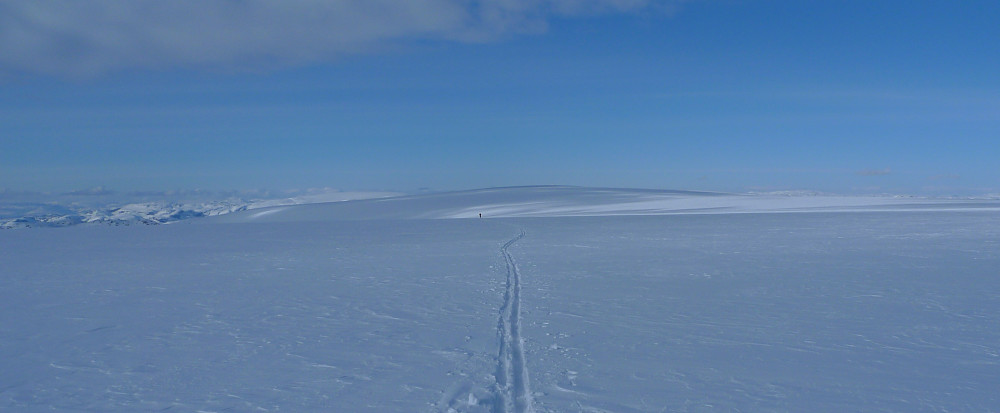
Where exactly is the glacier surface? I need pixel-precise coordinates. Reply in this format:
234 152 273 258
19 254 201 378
2 187 999 412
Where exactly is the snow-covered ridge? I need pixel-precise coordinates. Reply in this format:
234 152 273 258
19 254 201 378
214 185 1000 223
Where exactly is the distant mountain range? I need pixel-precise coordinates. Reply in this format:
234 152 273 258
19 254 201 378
0 189 398 229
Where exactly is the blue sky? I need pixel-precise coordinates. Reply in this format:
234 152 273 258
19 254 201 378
1 0 998 195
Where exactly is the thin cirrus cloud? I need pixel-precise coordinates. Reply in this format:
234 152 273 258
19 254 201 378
0 0 661 77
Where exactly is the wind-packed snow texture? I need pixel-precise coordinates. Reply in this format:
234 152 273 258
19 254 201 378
513 213 1000 412
2 187 999 412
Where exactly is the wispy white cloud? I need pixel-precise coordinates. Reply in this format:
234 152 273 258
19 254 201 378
62 186 116 196
856 168 891 177
0 0 666 77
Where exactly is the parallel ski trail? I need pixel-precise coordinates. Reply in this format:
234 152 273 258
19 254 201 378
494 231 533 413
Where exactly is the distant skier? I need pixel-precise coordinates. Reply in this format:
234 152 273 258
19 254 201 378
479 213 482 218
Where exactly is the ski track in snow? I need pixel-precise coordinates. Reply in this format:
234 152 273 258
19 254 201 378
494 231 534 413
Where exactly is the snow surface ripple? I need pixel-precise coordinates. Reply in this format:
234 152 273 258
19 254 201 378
494 231 534 413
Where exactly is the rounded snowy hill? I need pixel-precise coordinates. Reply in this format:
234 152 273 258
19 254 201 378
210 185 1000 223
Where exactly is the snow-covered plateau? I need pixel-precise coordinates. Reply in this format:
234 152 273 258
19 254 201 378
2 186 999 412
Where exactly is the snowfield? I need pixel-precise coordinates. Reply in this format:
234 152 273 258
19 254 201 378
2 187 999 412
